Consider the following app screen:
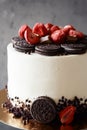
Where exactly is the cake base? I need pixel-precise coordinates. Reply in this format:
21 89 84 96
0 89 87 130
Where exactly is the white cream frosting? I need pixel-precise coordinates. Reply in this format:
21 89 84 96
7 43 87 103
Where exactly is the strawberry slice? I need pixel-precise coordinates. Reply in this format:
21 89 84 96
62 25 75 34
50 30 66 44
18 24 32 38
24 28 40 44
76 31 84 38
44 23 53 34
50 25 60 34
60 125 73 130
59 106 76 125
45 23 53 30
69 29 84 38
32 23 48 37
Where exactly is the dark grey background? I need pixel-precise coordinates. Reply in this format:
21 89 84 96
0 0 87 89
0 0 87 129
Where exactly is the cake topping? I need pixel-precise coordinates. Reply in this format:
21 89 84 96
50 25 60 34
24 27 40 44
59 106 76 124
44 23 53 34
18 24 30 38
30 96 57 123
32 23 48 37
35 42 62 56
63 25 75 34
12 36 35 53
12 36 23 44
60 125 74 130
12 23 87 55
69 29 84 39
79 35 87 44
50 30 66 44
61 43 87 54
66 36 78 42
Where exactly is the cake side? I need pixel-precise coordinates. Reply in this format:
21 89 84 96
7 43 87 103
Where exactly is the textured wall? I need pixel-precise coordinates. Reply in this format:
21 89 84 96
0 0 87 89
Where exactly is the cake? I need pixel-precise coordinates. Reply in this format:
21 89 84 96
3 23 87 125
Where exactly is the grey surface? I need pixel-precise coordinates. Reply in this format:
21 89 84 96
0 122 23 130
0 0 87 89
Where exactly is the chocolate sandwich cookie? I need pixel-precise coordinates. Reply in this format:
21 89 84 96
78 35 87 45
35 42 62 56
66 36 78 43
61 43 87 54
30 96 57 123
11 36 24 44
12 36 35 53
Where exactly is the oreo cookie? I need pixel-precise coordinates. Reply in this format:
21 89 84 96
35 43 62 56
66 36 78 43
12 36 35 53
61 43 87 54
11 36 24 44
30 96 57 123
78 35 87 45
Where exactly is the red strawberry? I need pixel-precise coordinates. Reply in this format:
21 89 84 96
50 25 60 34
76 31 84 38
63 25 75 34
60 125 73 130
18 24 32 38
32 23 48 37
44 23 53 34
24 28 40 44
59 106 76 125
50 30 66 44
45 23 53 30
69 29 84 38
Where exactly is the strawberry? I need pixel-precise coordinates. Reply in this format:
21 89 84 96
18 24 32 38
50 30 66 44
24 28 40 44
59 106 76 125
60 125 73 130
76 31 84 38
32 23 48 37
69 29 84 38
50 25 60 34
44 23 53 34
63 25 75 34
45 23 53 30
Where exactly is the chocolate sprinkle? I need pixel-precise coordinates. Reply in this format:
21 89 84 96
3 96 87 125
2 97 33 125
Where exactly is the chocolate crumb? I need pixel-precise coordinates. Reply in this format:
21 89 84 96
3 96 87 125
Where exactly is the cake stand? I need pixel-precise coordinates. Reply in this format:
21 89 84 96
0 89 87 130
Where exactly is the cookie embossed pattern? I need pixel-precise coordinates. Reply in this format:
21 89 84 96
2 22 87 128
